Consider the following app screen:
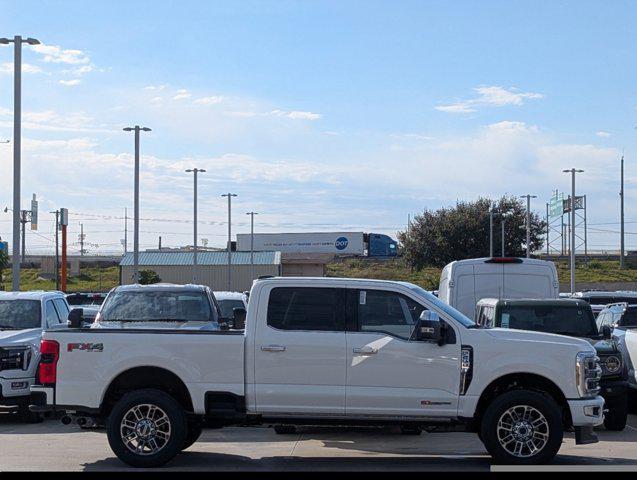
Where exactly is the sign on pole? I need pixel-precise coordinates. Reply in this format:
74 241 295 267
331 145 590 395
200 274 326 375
60 208 68 227
549 191 564 219
30 194 38 231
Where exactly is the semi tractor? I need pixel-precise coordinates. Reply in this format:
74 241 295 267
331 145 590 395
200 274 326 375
236 232 398 257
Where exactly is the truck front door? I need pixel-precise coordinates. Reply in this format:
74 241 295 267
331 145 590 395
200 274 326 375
345 288 461 417
253 286 347 415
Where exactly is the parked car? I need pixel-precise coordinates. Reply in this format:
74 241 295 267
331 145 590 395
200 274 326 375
31 277 603 467
66 292 107 306
88 284 222 330
572 291 637 318
596 303 637 392
0 291 69 421
476 298 628 430
213 291 248 325
438 257 559 319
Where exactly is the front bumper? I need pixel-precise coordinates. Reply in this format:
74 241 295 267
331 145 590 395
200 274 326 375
600 379 628 402
0 376 34 405
568 395 604 445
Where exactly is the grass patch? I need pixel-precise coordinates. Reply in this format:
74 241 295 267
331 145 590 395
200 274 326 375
1 266 120 292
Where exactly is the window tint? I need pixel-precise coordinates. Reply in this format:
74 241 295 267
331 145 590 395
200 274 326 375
100 291 215 322
267 287 343 331
217 299 246 319
53 298 70 320
620 308 637 327
0 300 41 329
45 300 61 327
357 289 426 340
497 305 598 337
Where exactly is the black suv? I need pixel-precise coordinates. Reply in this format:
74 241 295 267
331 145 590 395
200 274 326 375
476 298 629 431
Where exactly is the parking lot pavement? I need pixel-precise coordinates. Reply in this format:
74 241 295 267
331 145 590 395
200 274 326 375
1 413 637 471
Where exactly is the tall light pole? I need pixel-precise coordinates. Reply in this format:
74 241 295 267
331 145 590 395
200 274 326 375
501 219 506 257
1 35 40 290
221 193 237 290
489 207 494 257
520 194 537 258
563 168 584 294
186 168 205 283
620 155 625 269
246 211 258 280
123 125 151 283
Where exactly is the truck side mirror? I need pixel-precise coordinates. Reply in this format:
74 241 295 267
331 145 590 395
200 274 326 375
601 325 612 339
416 310 444 345
68 308 84 329
232 307 247 330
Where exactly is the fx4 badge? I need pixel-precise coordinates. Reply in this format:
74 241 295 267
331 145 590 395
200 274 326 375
67 343 103 353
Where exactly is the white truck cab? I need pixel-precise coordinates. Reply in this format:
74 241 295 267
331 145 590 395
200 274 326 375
438 257 560 319
31 277 603 467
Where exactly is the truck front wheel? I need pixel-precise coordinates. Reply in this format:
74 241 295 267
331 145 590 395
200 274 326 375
603 393 628 431
480 390 563 465
106 389 187 468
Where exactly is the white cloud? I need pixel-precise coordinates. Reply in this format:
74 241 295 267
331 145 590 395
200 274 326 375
32 44 90 64
0 62 42 74
596 131 611 138
173 89 191 100
59 79 81 86
436 85 544 113
144 85 166 91
270 109 321 120
194 96 224 105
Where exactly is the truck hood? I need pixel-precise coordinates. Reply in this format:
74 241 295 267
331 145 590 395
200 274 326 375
0 328 41 347
486 328 595 352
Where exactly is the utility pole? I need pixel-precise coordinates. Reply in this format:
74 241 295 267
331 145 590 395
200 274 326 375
0 35 40 291
246 211 258 280
620 155 625 269
563 169 584 294
222 193 237 290
79 223 85 256
60 208 68 292
489 207 494 257
186 168 205 283
501 219 506 257
520 194 537 258
50 210 59 290
124 207 128 254
20 210 27 263
123 125 151 283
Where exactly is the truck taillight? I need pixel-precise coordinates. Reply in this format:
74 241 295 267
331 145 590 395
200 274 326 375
38 340 59 385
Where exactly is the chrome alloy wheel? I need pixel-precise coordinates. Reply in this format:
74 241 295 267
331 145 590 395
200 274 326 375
120 404 171 455
496 405 549 458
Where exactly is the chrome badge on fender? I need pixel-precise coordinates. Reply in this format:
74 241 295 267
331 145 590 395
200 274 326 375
67 343 104 353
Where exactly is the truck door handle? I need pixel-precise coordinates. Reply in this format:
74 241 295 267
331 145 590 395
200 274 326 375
261 345 286 352
353 346 378 355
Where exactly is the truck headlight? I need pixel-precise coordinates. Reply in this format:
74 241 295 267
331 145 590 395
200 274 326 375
576 352 601 397
602 355 622 374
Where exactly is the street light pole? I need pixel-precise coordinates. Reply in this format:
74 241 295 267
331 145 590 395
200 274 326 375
489 207 494 257
520 194 537 258
501 219 506 257
1 35 40 291
620 155 625 269
246 211 258 280
563 168 584 294
186 168 205 283
221 193 237 290
123 125 151 283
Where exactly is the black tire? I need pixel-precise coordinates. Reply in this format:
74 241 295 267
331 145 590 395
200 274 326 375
274 425 297 434
182 422 203 451
400 425 422 435
480 390 563 465
604 394 628 431
106 389 187 468
18 405 43 424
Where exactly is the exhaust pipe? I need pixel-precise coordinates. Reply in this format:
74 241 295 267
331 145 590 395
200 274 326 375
61 415 72 425
76 417 87 426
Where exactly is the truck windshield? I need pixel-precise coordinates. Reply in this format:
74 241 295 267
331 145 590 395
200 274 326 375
402 283 476 328
0 300 41 330
100 291 214 323
217 299 245 319
497 305 598 337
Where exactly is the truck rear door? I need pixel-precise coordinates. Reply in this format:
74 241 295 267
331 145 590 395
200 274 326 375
252 285 347 415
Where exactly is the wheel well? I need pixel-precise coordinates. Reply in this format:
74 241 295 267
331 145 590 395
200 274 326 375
100 366 194 416
473 373 571 430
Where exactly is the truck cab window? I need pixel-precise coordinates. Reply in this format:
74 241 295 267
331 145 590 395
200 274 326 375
267 287 343 331
357 290 425 340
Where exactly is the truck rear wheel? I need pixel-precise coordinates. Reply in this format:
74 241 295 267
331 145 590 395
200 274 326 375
480 390 563 465
106 389 187 468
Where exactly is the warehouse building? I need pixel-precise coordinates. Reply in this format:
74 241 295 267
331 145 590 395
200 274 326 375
119 251 281 291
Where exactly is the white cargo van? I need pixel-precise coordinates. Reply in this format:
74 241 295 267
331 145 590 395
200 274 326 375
438 257 559 319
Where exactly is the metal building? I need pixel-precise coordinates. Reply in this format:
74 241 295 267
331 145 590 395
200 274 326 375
119 251 281 292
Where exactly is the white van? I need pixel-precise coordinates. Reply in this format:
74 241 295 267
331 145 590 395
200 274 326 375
438 257 559 319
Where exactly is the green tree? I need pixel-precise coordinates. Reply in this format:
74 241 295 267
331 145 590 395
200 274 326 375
0 249 7 288
398 196 546 269
138 269 161 285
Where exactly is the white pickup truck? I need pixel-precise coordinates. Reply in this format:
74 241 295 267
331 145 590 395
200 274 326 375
30 277 604 467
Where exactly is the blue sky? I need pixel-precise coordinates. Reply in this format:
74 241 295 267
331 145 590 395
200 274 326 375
1 0 636 254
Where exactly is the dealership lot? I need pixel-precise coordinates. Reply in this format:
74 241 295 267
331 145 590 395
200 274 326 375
2 414 637 471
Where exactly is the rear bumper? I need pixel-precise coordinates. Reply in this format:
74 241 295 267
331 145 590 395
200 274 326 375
0 376 35 405
29 386 54 412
